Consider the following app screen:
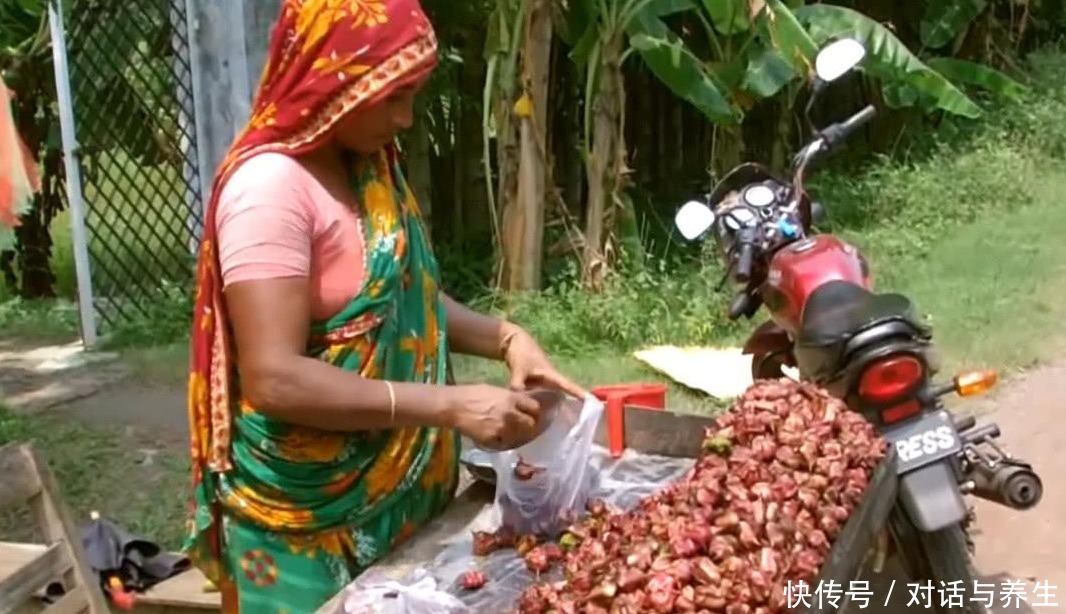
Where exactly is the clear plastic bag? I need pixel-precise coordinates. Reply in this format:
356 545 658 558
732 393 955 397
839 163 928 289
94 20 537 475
488 393 605 537
336 568 472 614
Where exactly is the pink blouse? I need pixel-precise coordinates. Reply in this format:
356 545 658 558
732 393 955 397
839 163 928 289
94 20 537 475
215 152 366 321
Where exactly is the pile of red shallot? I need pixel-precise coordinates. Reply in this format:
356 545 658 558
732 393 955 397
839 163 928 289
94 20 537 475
483 378 886 613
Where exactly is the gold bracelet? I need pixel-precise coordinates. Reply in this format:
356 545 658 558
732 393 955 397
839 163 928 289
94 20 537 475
499 327 521 361
384 381 397 425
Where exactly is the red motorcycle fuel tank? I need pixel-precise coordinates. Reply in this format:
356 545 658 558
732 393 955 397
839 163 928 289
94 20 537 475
762 235 871 334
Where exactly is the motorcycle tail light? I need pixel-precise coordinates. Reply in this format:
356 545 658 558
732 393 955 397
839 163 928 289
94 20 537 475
858 354 924 405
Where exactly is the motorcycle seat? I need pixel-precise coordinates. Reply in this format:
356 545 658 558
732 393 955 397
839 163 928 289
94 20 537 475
797 280 921 348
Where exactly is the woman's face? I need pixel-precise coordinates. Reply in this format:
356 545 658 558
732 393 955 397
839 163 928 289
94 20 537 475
333 77 426 154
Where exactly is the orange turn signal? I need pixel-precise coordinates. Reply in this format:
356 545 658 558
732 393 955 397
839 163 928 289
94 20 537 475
954 369 998 397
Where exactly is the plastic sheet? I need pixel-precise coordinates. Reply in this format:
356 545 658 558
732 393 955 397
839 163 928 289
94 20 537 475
331 568 472 614
430 445 696 612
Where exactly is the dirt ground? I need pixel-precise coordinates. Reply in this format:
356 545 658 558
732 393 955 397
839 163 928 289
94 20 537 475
3 341 1063 612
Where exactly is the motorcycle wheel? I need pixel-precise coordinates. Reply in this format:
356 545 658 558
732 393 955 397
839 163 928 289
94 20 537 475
889 509 988 614
752 352 789 380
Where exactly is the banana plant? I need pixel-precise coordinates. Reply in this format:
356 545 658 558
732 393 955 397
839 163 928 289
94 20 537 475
556 0 754 287
486 0 1030 289
794 3 1026 117
554 0 827 285
482 0 524 273
917 0 1029 100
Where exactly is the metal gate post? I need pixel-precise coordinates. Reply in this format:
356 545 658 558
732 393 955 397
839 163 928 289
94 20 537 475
174 0 205 255
48 0 98 347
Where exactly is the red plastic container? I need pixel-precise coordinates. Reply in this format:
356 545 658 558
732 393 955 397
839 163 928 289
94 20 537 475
591 383 668 458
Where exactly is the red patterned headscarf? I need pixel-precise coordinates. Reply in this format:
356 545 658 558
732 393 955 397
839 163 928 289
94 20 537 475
187 0 438 474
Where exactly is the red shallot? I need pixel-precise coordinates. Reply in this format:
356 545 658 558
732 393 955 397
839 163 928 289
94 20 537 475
514 457 545 481
509 378 886 613
459 570 487 590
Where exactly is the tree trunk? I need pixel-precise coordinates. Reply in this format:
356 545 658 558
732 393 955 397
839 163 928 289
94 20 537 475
15 201 57 299
453 33 489 242
9 71 59 299
406 97 434 220
711 124 744 181
1 251 16 292
581 33 626 290
499 0 553 291
493 32 521 288
554 55 583 219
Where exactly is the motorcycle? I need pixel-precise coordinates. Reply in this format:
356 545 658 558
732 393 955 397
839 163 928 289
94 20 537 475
674 38 1043 613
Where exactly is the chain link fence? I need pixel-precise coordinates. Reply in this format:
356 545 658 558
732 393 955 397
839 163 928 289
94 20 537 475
61 0 203 331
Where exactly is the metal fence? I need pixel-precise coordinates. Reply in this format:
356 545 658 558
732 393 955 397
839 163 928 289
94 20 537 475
51 0 203 343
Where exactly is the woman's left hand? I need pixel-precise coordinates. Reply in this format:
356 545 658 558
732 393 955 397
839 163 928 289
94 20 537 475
503 327 588 399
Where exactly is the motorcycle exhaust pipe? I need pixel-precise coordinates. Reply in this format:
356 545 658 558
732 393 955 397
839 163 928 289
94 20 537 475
968 461 1043 510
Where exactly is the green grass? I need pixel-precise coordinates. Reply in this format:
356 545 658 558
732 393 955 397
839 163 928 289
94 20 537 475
865 165 1066 374
0 297 81 341
0 406 189 550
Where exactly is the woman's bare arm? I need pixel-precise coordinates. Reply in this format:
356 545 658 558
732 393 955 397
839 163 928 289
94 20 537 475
440 292 520 361
225 277 457 431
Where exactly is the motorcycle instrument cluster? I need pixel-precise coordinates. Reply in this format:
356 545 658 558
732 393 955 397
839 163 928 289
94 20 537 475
722 207 757 231
742 184 776 207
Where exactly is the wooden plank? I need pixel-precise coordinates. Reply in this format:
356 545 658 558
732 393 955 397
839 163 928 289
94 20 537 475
134 605 218 614
42 586 86 614
0 546 46 613
0 542 47 582
0 542 49 614
0 543 71 613
7 600 44 614
138 568 219 609
592 404 717 458
802 448 900 614
1 542 220 612
26 448 109 613
0 445 41 511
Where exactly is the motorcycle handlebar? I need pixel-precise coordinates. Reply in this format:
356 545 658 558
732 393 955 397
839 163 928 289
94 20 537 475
822 104 877 148
735 237 756 283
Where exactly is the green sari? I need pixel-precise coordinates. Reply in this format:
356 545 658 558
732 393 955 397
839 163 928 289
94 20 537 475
185 152 460 613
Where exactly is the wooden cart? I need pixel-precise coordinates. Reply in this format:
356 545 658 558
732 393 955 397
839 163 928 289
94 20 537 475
317 403 899 614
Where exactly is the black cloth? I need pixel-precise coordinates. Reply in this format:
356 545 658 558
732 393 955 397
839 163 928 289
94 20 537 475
79 515 190 592
44 515 190 607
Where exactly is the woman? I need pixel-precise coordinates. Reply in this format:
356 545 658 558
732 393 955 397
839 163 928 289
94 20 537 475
184 1 584 612
0 79 40 249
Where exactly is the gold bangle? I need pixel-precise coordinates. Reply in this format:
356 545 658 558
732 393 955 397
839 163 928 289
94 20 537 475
499 327 521 361
384 381 397 425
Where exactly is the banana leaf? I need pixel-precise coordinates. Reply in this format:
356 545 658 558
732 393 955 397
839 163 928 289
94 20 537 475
925 56 1028 101
919 0 987 50
794 4 982 118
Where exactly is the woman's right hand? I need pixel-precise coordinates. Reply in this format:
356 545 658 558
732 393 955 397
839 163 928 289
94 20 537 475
445 384 544 451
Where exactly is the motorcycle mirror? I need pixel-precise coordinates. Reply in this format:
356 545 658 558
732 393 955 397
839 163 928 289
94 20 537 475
814 38 866 83
806 38 866 136
675 200 716 241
